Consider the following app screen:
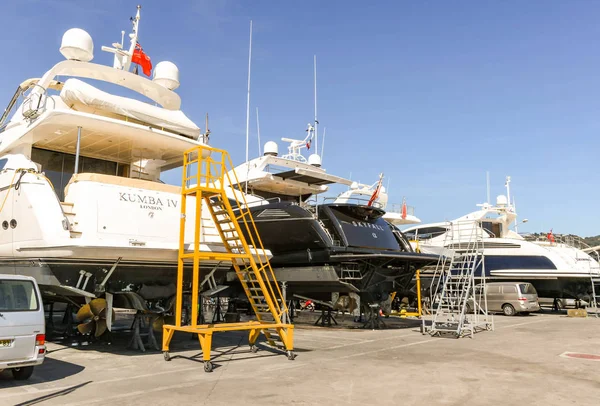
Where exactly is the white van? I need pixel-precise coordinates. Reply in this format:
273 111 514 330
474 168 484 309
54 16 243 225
0 274 46 380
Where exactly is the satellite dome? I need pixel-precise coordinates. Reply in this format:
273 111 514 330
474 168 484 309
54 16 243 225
263 141 278 156
153 61 180 90
350 182 359 190
60 28 94 62
496 194 508 207
308 154 321 167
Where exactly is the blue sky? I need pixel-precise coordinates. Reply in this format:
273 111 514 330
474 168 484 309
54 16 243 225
2 1 599 236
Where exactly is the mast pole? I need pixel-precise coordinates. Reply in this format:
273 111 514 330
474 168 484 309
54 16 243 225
314 55 318 156
245 20 253 194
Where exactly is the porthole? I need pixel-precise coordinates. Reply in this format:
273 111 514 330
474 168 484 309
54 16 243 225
10 219 17 229
2 221 7 230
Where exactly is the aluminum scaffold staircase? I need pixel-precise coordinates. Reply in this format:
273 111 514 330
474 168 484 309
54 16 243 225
424 221 493 338
590 278 600 318
162 145 294 372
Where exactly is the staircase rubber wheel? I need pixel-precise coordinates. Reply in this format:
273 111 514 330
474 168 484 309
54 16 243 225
286 350 296 361
163 352 171 361
250 345 258 353
204 361 213 373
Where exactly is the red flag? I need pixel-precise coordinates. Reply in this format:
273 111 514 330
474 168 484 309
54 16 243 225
306 139 311 150
401 198 407 219
367 174 384 206
547 229 555 243
132 43 152 77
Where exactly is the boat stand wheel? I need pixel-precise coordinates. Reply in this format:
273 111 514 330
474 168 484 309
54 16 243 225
204 361 213 373
286 350 296 361
163 351 171 362
250 345 258 353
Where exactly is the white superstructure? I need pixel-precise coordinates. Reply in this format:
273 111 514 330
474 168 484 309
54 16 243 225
229 124 353 203
0 7 238 300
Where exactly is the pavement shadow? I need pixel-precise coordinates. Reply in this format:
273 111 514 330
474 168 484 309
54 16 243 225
12 381 92 406
294 312 424 330
0 357 85 387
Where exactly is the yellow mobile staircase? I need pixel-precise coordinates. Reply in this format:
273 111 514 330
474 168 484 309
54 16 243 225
162 145 295 372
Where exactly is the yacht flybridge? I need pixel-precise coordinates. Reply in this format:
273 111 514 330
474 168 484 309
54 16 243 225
403 178 600 299
0 7 244 305
225 128 437 308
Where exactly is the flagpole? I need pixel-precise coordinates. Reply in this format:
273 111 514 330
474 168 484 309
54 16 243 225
313 54 318 156
245 20 253 194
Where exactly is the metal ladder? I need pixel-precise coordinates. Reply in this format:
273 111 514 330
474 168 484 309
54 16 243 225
590 278 599 318
588 249 600 318
426 221 492 338
162 145 294 372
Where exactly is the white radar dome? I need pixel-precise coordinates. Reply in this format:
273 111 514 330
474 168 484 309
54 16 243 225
350 182 359 190
496 194 508 207
263 141 278 156
60 28 94 62
153 61 180 90
308 154 322 167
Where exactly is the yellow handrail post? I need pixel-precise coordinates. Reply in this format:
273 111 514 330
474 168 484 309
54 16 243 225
416 269 422 317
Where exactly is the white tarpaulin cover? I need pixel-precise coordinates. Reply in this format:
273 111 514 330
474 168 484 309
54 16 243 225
60 78 200 139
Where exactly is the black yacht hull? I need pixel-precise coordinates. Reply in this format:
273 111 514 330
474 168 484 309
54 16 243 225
237 202 438 304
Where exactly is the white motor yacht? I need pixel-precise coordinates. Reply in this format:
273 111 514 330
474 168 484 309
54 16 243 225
0 7 247 304
403 178 600 299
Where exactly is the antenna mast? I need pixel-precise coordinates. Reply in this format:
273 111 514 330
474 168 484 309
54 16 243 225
245 20 253 193
101 5 141 72
313 54 318 156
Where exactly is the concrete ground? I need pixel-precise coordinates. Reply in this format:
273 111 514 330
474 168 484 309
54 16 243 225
1 311 600 406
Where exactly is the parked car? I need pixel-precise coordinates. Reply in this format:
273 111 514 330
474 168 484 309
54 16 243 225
466 282 540 316
0 274 46 380
538 297 589 310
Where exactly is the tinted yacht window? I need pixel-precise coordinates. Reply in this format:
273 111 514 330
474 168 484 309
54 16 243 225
32 147 118 200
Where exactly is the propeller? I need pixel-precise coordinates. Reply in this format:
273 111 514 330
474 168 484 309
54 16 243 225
150 295 177 332
111 291 176 333
151 314 176 332
76 298 115 337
